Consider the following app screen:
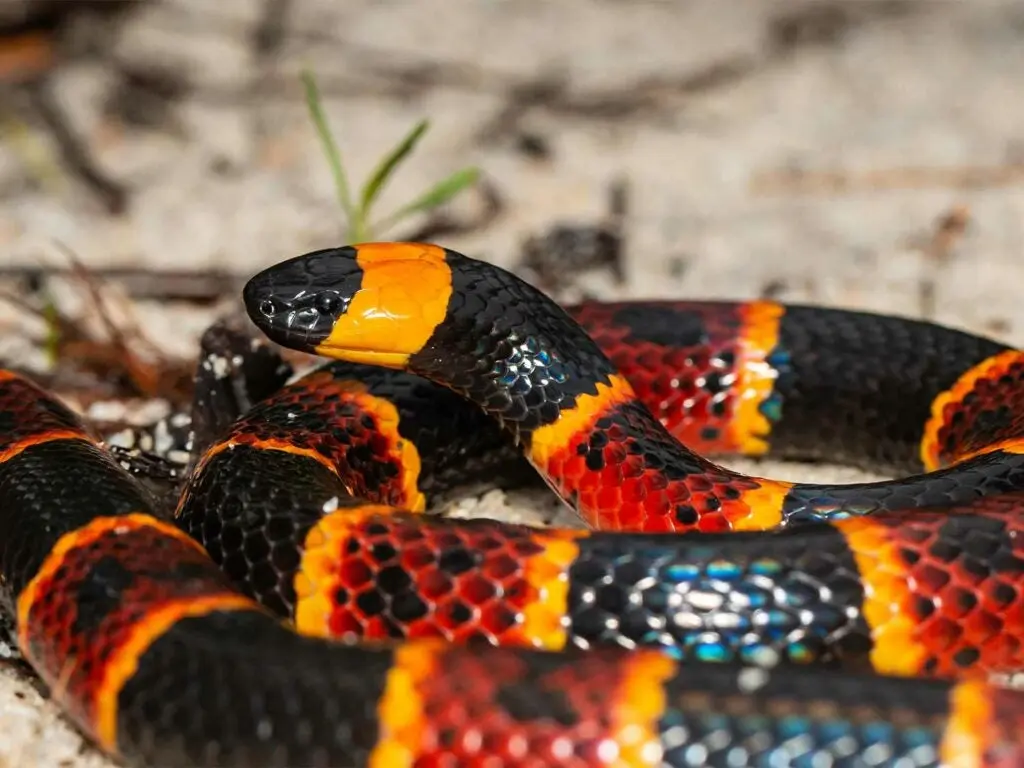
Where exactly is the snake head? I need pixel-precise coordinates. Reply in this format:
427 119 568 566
243 246 360 354
244 243 454 367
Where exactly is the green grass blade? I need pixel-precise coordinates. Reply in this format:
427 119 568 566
359 119 430 226
301 68 356 228
374 166 480 234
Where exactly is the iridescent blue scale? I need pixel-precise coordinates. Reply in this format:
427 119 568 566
664 562 701 582
750 557 783 576
706 559 743 581
733 583 769 609
693 642 731 663
787 642 815 664
777 716 812 740
567 527 868 668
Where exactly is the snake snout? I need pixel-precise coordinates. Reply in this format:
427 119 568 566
243 247 362 352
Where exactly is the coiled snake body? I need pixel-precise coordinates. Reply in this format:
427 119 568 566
1 242 1022 767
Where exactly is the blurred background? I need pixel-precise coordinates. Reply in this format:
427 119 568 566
2 1 1024 765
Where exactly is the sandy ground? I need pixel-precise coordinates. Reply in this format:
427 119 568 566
3 1 1024 765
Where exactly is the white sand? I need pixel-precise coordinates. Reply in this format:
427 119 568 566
2 1 1023 765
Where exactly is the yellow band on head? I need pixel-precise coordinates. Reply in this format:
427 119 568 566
315 243 453 368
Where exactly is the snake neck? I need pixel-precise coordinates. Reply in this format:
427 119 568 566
407 255 635 442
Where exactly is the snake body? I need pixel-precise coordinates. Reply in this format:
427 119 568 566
0 241 1022 766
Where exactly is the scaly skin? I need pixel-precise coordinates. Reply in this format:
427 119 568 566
171 356 1024 678
245 243 1024 532
0 241 1023 766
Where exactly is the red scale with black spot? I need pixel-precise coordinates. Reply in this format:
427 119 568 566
542 398 767 533
570 302 749 455
880 505 1024 676
325 514 555 646
214 371 415 507
925 352 1024 468
412 647 641 768
19 522 242 733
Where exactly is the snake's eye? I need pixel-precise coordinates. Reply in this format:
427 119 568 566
315 293 341 315
258 298 283 317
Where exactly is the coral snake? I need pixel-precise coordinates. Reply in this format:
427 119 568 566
1 241 1022 767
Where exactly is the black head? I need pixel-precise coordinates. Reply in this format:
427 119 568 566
243 242 456 367
243 246 361 353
